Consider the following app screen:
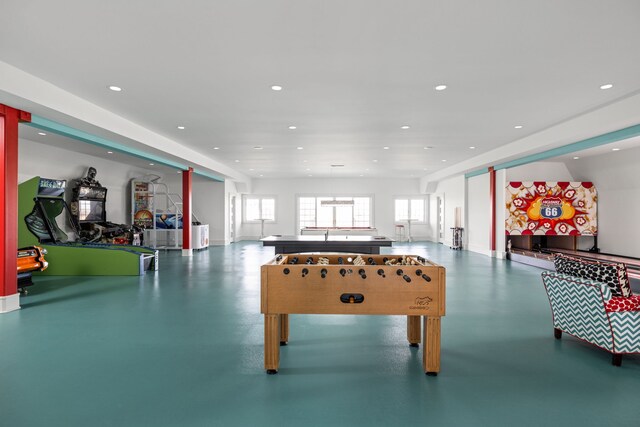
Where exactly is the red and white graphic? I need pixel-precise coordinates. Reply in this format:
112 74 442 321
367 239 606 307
505 181 597 236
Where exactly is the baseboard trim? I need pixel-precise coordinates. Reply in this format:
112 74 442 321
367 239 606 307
0 293 21 313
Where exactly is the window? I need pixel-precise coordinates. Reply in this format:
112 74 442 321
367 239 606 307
297 196 372 228
395 197 426 223
243 196 276 222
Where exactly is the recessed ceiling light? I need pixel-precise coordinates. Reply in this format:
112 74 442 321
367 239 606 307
442 159 447 162
612 148 620 151
372 160 378 163
108 85 122 92
383 146 390 150
469 146 476 149
271 85 282 91
149 163 154 166
107 151 113 154
297 146 303 150
401 125 410 130
365 168 369 171
434 84 447 91
514 125 523 129
573 156 580 160
249 168 254 171
305 168 311 171
37 132 46 136
253 146 263 150
213 147 220 150
288 126 297 130
177 126 185 130
423 146 432 150
235 159 240 162
259 174 264 177
600 84 613 90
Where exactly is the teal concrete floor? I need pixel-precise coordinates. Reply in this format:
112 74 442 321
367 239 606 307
1 241 638 427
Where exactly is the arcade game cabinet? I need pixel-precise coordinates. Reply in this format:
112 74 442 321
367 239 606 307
18 176 158 276
70 167 142 245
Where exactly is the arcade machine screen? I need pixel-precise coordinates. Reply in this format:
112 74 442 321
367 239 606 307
78 199 105 222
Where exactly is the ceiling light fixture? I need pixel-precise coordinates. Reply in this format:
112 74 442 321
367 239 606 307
401 125 410 129
213 147 220 150
107 151 113 154
442 159 447 162
434 84 447 91
573 156 580 160
514 125 523 129
423 146 432 150
297 146 303 150
288 126 297 130
235 159 240 162
249 168 254 171
612 148 620 151
253 146 263 150
177 126 185 130
469 146 476 149
372 160 378 163
271 85 282 91
600 84 613 90
108 85 122 92
37 132 46 136
383 146 390 150
149 163 154 166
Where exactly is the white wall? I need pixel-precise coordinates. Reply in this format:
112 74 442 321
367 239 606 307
466 174 491 256
505 161 574 182
434 176 465 247
566 146 640 258
240 178 430 241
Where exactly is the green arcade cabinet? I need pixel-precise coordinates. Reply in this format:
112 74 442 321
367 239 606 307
18 176 158 276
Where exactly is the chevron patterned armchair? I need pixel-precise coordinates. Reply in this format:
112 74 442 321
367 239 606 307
542 271 640 366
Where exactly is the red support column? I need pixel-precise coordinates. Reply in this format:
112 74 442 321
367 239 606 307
181 167 193 256
489 166 496 253
1 104 31 313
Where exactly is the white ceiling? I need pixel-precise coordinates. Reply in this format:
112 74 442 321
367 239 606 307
2 0 640 179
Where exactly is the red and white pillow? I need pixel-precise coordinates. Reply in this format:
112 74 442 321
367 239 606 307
605 295 640 313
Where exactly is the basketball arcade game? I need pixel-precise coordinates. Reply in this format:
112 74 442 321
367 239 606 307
18 176 158 276
261 253 446 376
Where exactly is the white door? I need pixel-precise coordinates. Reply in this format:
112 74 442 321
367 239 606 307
437 196 444 243
229 195 236 243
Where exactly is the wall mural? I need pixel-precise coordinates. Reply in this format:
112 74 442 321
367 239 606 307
505 181 597 236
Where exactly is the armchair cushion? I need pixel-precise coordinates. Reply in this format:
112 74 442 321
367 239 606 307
605 295 640 313
554 253 632 297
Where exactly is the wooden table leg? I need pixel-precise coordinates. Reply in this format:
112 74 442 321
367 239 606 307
423 316 441 376
264 314 280 374
279 314 289 345
407 315 421 347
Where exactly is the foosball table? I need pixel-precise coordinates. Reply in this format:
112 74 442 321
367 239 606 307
261 253 446 375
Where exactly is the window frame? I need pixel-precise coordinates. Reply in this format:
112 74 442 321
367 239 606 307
393 196 427 224
296 194 374 229
242 195 277 223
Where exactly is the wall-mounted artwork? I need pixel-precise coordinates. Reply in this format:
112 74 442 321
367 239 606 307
505 181 597 236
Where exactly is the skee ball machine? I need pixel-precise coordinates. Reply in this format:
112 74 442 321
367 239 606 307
18 176 158 276
261 254 446 375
